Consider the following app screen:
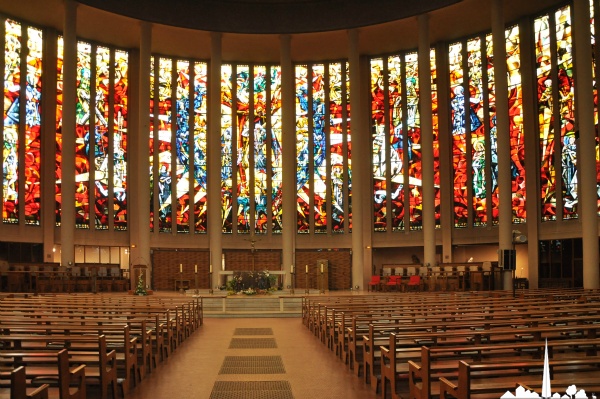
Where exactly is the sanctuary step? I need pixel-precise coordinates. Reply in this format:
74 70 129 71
189 291 317 318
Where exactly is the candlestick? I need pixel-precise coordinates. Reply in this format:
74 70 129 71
209 264 213 273
291 264 294 274
321 263 324 273
305 265 308 273
195 264 197 274
179 264 182 273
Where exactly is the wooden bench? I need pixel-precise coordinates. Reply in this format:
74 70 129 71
439 357 600 399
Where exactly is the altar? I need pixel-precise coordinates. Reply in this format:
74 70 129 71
219 270 287 293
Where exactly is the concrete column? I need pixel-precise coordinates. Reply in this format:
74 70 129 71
42 31 58 263
348 29 368 289
418 14 436 268
60 0 77 268
130 21 152 288
491 0 513 290
519 18 540 288
208 32 223 291
280 34 296 289
574 0 599 288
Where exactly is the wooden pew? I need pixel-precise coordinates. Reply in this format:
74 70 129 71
439 357 600 399
404 338 600 399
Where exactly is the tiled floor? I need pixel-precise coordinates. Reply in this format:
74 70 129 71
125 317 375 399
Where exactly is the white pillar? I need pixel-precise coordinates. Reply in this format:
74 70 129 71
208 32 223 291
60 0 77 268
348 29 368 289
574 0 599 288
131 21 152 288
280 34 296 289
418 14 436 268
491 0 513 290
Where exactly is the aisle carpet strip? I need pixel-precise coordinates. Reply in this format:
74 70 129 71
229 338 277 349
209 381 294 399
233 328 274 336
218 356 285 374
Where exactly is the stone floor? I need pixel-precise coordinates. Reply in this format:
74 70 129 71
125 317 376 399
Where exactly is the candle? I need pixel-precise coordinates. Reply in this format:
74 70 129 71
194 264 197 273
209 264 212 273
179 264 182 273
291 265 294 274
321 263 324 273
305 265 308 273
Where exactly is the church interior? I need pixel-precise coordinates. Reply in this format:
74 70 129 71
1 0 600 397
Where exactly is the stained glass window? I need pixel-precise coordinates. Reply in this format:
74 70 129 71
449 42 468 227
157 57 173 233
506 26 526 223
193 62 208 233
312 64 327 233
431 48 441 228
94 46 110 230
236 65 250 234
56 37 64 226
296 65 310 233
3 20 21 224
75 41 92 229
329 62 345 233
486 34 499 225
388 55 404 231
270 65 283 233
535 7 577 222
593 0 600 215
370 58 387 232
149 56 156 231
405 52 422 231
175 60 190 233
555 7 577 220
254 65 268 234
346 62 352 232
24 27 43 226
468 38 487 227
113 50 128 231
221 64 233 233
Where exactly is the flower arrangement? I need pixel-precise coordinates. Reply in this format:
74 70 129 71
226 270 279 295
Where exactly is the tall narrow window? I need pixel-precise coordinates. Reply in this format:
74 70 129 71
94 46 110 230
535 7 577 222
175 60 190 233
157 57 173 233
388 55 404 231
3 19 21 224
449 42 468 227
270 66 283 233
468 38 487 226
506 26 526 223
295 65 310 232
370 58 387 232
75 41 92 229
592 0 600 215
113 50 128 230
56 37 64 226
236 65 250 234
149 56 156 231
405 53 422 230
431 48 442 228
329 62 345 233
221 64 233 233
254 65 268 234
193 62 208 233
312 64 327 233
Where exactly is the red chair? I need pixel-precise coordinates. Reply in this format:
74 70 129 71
386 275 402 291
368 275 381 292
407 275 421 291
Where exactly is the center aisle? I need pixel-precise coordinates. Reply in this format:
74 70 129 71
125 318 374 399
